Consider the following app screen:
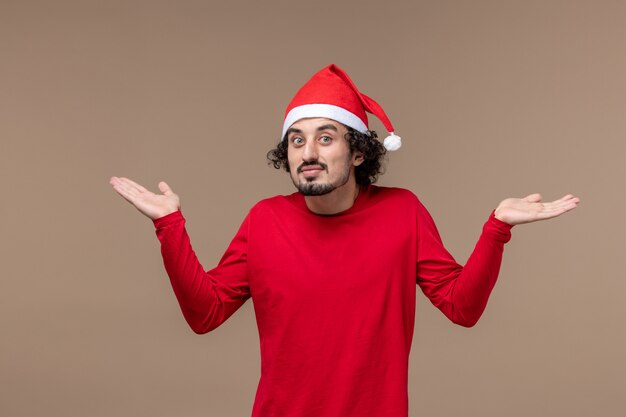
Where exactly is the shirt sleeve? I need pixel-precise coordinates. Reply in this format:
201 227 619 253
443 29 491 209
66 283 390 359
415 200 513 327
153 210 251 334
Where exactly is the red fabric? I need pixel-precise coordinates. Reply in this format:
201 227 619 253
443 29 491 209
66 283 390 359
285 64 369 126
153 185 513 417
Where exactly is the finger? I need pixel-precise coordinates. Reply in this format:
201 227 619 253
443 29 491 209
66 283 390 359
119 177 148 193
556 195 581 205
158 181 174 196
111 184 141 208
543 197 580 209
112 177 138 194
537 200 579 217
538 203 578 219
563 195 581 204
551 194 574 203
111 180 140 201
539 201 572 213
110 176 125 187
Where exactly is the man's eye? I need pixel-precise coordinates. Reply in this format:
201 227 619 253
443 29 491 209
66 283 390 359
320 136 332 143
292 137 304 145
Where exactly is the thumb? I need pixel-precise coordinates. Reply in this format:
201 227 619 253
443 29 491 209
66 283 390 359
158 181 174 196
523 193 542 202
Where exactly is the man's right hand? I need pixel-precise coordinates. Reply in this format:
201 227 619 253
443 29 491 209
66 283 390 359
110 176 181 220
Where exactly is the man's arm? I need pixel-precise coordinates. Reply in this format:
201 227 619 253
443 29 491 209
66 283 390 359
153 210 250 334
416 193 580 327
110 176 251 334
415 202 511 327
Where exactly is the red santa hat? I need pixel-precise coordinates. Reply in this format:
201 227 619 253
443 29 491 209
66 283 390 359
281 64 402 151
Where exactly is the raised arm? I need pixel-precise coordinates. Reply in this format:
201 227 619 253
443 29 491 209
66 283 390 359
152 210 251 334
415 202 511 327
109 176 251 334
416 193 580 327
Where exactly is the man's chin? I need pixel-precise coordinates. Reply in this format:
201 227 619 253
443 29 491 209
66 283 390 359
295 181 336 196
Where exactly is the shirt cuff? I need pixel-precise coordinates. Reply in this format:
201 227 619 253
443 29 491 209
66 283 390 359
152 209 185 229
483 209 513 243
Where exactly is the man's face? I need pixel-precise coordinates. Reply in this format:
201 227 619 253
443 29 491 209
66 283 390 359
286 118 363 196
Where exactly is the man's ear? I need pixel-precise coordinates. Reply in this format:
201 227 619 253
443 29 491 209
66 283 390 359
353 152 365 167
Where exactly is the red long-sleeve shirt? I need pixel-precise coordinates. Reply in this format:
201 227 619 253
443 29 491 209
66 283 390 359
153 185 513 417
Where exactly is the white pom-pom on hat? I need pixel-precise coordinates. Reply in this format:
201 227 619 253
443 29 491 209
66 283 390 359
383 133 402 151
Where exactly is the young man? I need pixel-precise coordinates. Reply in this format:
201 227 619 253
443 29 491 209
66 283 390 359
110 64 580 417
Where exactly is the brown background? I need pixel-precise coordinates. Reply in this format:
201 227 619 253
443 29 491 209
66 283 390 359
1 0 624 416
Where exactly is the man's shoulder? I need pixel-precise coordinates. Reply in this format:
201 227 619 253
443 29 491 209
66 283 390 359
369 185 420 205
248 193 299 214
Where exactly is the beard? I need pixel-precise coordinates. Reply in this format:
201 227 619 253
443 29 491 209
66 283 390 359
293 160 351 196
296 181 339 196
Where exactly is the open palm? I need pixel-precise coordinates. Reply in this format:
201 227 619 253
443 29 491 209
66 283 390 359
110 176 180 220
494 193 580 226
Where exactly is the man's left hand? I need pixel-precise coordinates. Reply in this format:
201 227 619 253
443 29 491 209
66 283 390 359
494 193 580 226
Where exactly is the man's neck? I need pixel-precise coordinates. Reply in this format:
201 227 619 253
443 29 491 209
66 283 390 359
304 181 360 215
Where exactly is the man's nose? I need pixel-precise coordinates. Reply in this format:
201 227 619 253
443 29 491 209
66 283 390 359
302 140 318 161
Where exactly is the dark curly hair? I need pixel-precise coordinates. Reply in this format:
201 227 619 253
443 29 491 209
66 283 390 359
266 126 387 186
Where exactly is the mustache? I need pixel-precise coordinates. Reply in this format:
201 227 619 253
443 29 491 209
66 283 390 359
297 161 328 173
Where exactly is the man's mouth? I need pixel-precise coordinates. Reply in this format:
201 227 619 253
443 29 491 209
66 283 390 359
298 162 327 174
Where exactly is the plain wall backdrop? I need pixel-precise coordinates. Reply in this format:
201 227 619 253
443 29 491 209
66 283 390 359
1 0 624 416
